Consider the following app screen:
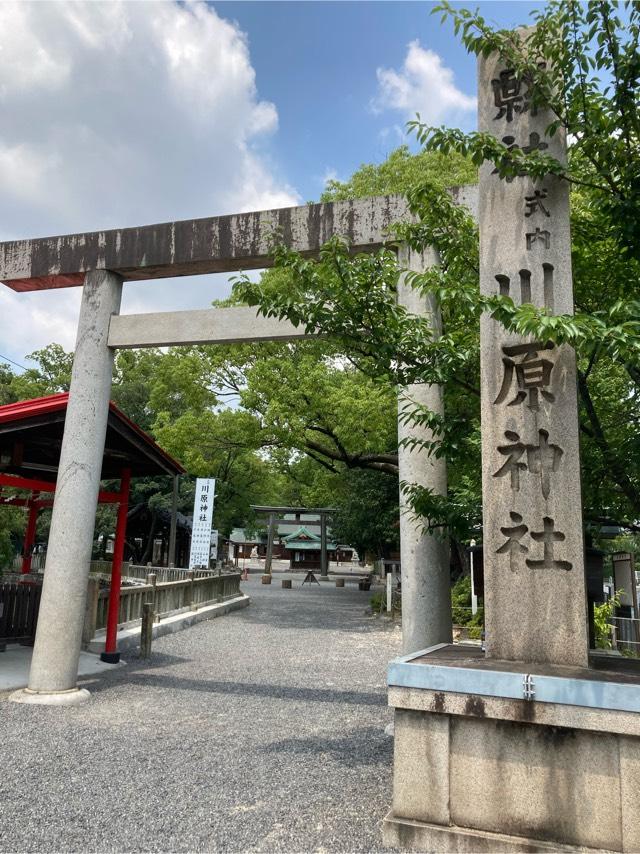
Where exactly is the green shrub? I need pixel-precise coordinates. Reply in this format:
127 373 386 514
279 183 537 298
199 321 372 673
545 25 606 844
0 529 14 571
451 574 484 638
370 589 401 614
594 591 622 649
370 591 385 613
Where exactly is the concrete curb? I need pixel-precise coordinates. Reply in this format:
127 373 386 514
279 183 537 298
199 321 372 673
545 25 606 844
87 593 250 655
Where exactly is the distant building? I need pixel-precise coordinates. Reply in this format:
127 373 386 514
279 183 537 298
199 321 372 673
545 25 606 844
228 514 354 568
281 525 353 569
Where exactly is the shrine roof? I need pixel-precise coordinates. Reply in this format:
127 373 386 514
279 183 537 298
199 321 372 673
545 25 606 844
282 525 338 550
282 525 320 543
0 393 185 481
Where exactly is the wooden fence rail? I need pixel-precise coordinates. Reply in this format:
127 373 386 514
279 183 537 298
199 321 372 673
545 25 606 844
1 570 242 647
87 561 217 584
125 564 218 583
92 572 242 635
11 557 220 582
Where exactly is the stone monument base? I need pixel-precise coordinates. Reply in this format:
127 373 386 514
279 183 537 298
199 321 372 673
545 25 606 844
385 644 640 853
382 813 608 853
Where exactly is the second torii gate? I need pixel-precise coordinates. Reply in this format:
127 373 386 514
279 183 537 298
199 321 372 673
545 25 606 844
0 189 477 705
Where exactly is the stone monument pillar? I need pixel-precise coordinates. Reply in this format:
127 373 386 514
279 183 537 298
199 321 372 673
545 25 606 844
384 32 640 854
479 39 589 668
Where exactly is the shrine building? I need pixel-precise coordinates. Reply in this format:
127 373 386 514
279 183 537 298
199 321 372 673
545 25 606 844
0 393 184 661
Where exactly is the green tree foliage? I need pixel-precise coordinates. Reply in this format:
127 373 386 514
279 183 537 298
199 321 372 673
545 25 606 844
1 344 73 401
154 408 284 537
0 364 17 405
329 469 400 559
233 2 640 544
594 590 622 650
406 1 640 535
0 506 25 571
320 145 476 201
233 199 482 540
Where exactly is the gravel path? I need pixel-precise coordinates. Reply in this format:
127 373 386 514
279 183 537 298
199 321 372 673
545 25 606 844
0 575 402 853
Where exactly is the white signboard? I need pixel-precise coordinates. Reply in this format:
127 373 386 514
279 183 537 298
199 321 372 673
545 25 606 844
189 478 216 568
210 530 219 562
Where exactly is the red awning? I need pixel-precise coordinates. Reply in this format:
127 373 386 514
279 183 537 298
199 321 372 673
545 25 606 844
0 393 184 480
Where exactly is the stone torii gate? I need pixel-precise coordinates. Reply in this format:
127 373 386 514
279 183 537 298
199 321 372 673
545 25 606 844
0 190 477 705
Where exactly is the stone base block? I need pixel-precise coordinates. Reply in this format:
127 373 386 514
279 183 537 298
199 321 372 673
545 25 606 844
382 812 608 853
386 645 640 853
9 687 91 706
388 698 640 852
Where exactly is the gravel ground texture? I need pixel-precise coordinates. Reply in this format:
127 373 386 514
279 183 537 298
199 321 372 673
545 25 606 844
0 574 402 853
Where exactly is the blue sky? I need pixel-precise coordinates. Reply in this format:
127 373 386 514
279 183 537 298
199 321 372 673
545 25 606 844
216 2 542 201
0 1 542 368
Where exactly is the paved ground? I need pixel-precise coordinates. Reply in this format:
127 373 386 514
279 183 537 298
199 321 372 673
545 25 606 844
0 574 402 853
0 646 119 693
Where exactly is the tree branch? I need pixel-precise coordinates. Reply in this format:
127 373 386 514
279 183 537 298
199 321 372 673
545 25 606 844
304 438 399 475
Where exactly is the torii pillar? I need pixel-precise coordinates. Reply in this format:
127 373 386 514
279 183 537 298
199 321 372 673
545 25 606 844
397 245 452 654
12 269 122 705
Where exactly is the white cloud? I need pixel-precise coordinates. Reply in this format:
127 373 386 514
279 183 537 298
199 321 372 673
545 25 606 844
0 287 82 357
372 40 476 126
0 1 299 363
320 167 341 188
377 125 405 145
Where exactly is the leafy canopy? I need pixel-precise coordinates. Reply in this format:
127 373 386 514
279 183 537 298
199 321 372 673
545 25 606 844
233 1 640 543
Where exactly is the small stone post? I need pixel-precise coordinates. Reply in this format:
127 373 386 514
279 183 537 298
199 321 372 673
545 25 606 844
320 513 328 577
146 572 158 623
397 245 452 654
13 269 123 705
187 569 195 610
82 576 100 646
478 42 589 666
264 512 276 576
140 602 153 659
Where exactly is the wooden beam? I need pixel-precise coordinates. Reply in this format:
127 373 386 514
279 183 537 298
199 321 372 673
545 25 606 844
0 473 56 493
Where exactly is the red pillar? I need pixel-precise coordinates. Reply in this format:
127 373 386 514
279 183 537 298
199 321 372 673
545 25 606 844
21 492 39 575
101 469 131 664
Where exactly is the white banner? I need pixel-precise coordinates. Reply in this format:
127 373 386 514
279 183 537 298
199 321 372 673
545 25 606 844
189 478 216 568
